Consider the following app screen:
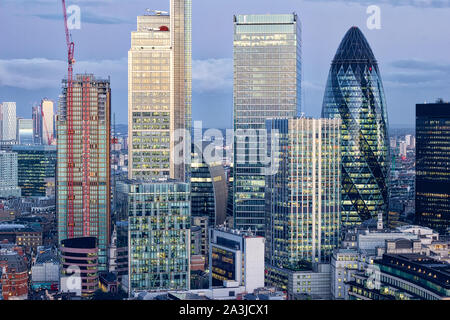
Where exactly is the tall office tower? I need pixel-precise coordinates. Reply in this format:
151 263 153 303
322 27 390 228
118 181 190 292
0 102 17 142
41 99 55 145
191 143 228 227
32 105 43 145
266 118 341 268
12 145 57 197
416 100 450 234
233 14 302 236
0 151 21 198
57 74 111 271
128 0 192 182
16 118 33 145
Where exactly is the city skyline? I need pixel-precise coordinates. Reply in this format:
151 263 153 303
0 0 449 304
1 0 450 128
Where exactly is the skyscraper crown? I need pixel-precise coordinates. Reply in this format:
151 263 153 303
332 26 377 64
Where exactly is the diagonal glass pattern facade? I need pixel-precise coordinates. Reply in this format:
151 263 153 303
321 27 390 227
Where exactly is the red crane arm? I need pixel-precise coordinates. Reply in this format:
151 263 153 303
61 0 75 64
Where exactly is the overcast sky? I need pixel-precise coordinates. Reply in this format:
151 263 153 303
1 0 449 128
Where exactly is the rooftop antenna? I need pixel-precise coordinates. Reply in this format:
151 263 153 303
146 9 168 16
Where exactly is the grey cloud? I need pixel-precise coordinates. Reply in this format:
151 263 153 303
383 59 450 87
0 58 126 90
390 59 450 72
33 12 131 25
304 0 450 8
0 57 234 94
3 0 120 6
192 58 233 93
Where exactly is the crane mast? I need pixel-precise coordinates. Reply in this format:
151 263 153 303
61 0 75 238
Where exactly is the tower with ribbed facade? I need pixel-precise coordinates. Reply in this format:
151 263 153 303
321 27 390 227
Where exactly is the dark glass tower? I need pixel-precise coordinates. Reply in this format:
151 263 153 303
191 143 227 227
12 145 56 197
322 27 390 227
416 100 450 235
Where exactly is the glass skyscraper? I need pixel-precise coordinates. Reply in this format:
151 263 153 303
233 14 301 236
32 105 42 145
118 181 190 292
191 142 228 227
12 145 56 197
266 118 341 268
416 100 450 235
191 143 215 224
128 0 191 182
322 26 390 227
16 119 33 145
41 99 55 145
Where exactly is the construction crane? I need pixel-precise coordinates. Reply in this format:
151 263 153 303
61 0 75 238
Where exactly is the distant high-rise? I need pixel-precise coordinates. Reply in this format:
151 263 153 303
32 105 43 145
233 14 302 236
0 151 21 198
16 118 33 145
57 74 111 271
0 102 17 142
266 118 341 268
12 145 56 197
41 99 54 145
322 27 390 227
416 100 450 234
128 0 192 182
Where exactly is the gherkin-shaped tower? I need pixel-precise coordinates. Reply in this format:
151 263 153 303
322 27 390 227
